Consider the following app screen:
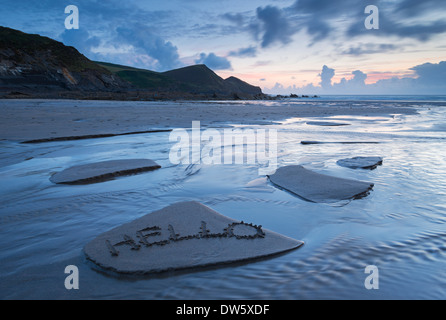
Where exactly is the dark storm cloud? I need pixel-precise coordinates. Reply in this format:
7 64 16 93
289 0 360 42
288 0 446 43
255 5 294 48
346 10 446 42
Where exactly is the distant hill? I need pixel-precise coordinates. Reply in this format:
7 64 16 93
95 62 173 90
224 76 262 95
0 26 265 100
98 62 263 98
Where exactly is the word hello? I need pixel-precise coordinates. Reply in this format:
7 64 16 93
106 221 266 257
169 121 278 175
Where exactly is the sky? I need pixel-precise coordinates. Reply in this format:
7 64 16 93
1 0 446 94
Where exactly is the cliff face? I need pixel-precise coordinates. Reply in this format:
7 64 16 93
0 27 130 97
0 26 265 100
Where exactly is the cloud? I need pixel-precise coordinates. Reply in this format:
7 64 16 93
290 0 359 42
60 29 101 58
319 65 335 89
347 13 446 42
266 82 299 94
221 12 246 26
282 61 446 95
254 5 294 48
343 43 398 56
289 0 446 43
410 61 446 86
394 0 446 17
3 0 445 78
115 24 182 71
228 46 257 58
195 53 232 70
226 0 446 50
252 60 272 67
351 70 367 85
333 70 367 91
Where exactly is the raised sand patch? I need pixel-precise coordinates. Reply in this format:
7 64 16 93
84 201 304 275
50 159 161 184
337 157 383 170
268 165 374 203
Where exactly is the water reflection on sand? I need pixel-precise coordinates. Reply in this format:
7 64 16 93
0 100 445 299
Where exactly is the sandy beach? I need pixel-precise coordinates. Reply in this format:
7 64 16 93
0 99 419 142
2 0 446 303
1 97 445 300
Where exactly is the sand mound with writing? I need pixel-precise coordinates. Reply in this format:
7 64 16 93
84 201 303 275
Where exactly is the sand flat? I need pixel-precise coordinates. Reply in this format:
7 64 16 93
0 99 418 142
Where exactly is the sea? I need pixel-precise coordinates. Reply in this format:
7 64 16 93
0 95 445 299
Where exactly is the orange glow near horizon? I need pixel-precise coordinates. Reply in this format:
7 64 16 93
217 66 420 90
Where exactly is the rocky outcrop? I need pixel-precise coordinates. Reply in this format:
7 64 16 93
0 27 131 97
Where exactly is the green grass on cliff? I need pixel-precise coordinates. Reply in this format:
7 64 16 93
95 62 173 89
0 26 109 73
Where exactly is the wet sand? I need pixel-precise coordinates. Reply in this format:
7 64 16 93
0 98 445 299
0 99 418 142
